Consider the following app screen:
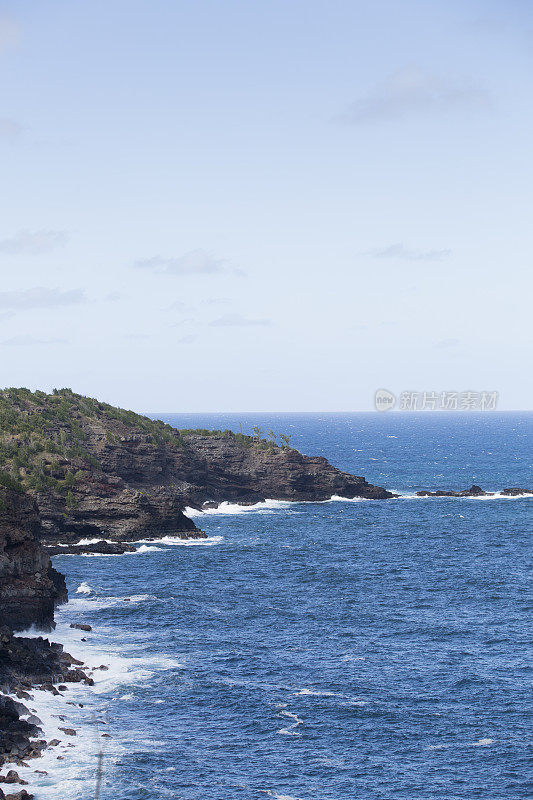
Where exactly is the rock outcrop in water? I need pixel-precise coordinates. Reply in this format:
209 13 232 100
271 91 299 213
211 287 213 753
416 485 533 497
0 388 394 546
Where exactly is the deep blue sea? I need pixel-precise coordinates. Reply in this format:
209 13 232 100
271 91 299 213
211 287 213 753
38 413 531 800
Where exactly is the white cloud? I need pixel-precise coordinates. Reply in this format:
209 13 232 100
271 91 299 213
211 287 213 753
434 338 461 349
0 118 23 142
0 229 68 254
0 13 19 53
135 249 226 275
341 65 490 124
0 287 87 310
1 334 68 346
209 313 271 327
370 243 452 261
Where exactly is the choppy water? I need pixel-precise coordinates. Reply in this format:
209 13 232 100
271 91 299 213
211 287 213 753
33 413 532 799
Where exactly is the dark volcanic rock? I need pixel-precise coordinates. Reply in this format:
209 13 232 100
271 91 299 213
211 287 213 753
0 489 67 632
46 540 137 556
0 390 394 545
416 485 491 497
416 485 533 497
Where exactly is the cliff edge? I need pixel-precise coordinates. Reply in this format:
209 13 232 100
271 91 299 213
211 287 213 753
0 388 394 544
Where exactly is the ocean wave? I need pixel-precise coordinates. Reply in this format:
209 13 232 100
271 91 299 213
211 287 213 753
75 537 114 545
134 534 224 547
75 581 92 594
185 499 295 516
329 495 366 503
128 544 164 553
7 612 184 799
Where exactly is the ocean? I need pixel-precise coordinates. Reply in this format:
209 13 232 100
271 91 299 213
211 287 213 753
20 412 532 799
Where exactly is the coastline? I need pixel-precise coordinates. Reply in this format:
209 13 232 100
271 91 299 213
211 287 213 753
3 487 532 797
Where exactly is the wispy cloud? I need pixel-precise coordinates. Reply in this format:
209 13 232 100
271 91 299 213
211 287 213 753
0 118 23 142
177 335 197 344
0 287 87 310
105 291 121 302
434 338 461 349
209 313 271 327
1 335 68 347
0 13 19 53
135 249 227 275
166 300 196 313
204 297 231 306
0 229 68 254
370 243 452 261
341 65 490 124
170 317 197 328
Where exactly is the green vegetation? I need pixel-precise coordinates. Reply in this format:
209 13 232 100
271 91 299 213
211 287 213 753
0 386 187 494
0 387 293 497
0 470 24 493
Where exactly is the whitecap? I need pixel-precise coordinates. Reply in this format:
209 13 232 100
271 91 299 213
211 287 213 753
277 710 303 736
75 537 114 546
129 545 164 553
75 582 92 595
329 495 366 503
185 499 296 516
136 535 223 547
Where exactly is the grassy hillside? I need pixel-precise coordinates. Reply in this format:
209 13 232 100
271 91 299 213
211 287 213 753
0 387 257 496
0 388 268 499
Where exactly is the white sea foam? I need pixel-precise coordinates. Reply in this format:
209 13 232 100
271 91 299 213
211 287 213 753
7 594 192 798
294 687 366 705
134 535 223 547
427 737 495 751
185 499 295 516
277 710 303 736
130 544 164 553
267 794 303 800
75 538 114 546
75 582 92 595
0 683 121 800
329 495 366 503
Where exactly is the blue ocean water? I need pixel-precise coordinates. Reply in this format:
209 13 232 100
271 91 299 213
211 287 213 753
50 413 532 800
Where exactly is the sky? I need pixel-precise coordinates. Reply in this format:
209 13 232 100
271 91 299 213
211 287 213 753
0 0 531 412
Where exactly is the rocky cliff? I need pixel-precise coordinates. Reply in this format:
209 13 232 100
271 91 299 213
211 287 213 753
0 388 394 544
0 488 66 632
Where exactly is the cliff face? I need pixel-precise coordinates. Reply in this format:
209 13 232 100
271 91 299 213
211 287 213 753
0 488 67 632
0 388 394 544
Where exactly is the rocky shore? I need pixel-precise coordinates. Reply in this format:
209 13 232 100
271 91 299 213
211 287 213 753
0 487 95 798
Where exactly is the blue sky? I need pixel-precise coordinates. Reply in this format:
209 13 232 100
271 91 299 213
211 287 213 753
0 0 531 411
